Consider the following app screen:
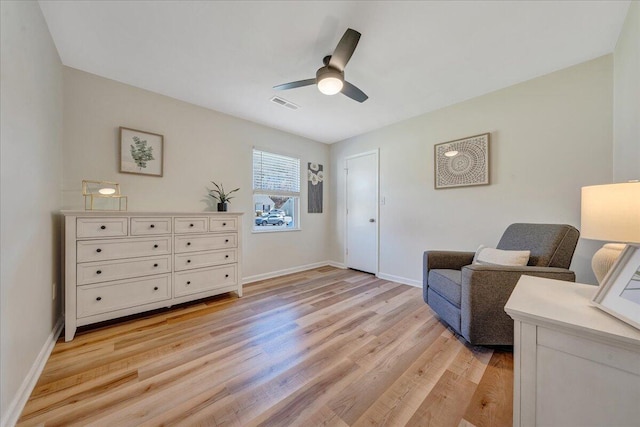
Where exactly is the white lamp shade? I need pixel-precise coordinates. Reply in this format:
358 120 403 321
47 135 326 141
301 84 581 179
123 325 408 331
581 182 640 243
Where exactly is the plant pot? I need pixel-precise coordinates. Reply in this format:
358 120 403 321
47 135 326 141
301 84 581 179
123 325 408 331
217 202 228 212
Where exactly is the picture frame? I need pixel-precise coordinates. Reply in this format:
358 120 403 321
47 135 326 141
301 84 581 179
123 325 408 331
434 133 489 189
591 243 640 330
119 127 164 177
308 162 323 213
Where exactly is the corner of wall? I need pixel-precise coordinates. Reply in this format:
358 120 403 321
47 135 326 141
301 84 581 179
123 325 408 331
613 1 640 182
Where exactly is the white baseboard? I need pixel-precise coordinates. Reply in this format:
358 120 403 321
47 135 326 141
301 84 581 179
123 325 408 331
327 261 346 269
2 317 63 427
377 272 422 288
243 261 339 284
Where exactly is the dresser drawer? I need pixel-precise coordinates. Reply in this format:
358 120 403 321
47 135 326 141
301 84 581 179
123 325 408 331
130 217 171 235
174 217 208 234
174 249 237 271
77 274 171 318
174 233 237 253
77 237 171 262
174 265 236 297
77 255 171 285
209 217 237 232
77 217 128 238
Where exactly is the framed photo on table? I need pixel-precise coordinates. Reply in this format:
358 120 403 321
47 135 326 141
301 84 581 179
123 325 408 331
591 244 640 330
120 127 164 177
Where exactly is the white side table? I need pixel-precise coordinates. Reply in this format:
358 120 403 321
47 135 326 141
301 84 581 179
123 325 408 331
505 275 640 427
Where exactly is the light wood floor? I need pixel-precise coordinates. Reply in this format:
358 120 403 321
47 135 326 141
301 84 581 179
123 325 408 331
18 267 513 426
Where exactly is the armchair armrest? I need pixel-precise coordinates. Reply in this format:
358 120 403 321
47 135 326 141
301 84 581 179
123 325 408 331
462 264 576 282
459 265 576 344
423 250 475 272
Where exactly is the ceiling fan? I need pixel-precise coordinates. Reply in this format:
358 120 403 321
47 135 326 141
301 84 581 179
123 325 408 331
273 28 368 103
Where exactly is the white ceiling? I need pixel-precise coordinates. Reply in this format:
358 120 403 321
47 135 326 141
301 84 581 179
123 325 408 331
39 1 630 144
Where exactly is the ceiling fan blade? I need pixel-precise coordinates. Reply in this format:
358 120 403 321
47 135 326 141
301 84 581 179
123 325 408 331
329 28 361 72
341 81 368 103
273 78 316 90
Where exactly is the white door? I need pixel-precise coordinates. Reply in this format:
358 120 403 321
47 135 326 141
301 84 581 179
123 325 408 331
346 151 378 274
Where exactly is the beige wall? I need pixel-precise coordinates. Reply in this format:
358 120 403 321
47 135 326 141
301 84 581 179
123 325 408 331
613 1 640 182
0 1 63 423
62 68 330 281
330 56 613 285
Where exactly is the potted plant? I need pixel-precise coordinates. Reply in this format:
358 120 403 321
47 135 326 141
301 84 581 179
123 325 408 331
209 181 239 212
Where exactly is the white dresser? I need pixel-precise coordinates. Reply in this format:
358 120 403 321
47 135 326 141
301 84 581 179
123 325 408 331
62 211 243 341
505 275 640 427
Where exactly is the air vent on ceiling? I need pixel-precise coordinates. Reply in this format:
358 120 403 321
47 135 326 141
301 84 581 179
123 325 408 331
270 96 299 110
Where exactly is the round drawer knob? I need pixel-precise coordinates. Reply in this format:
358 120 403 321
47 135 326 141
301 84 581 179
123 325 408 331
187 260 191 263
187 242 191 246
225 255 229 259
100 225 106 230
225 274 229 278
96 270 102 275
186 281 191 285
153 263 158 267
153 244 159 248
150 224 155 228
96 297 102 301
189 223 194 227
225 239 229 243
153 286 159 291
96 248 102 253
222 222 227 226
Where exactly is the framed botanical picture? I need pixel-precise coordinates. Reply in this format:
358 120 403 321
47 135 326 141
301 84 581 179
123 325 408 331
592 244 640 330
434 133 489 189
308 162 323 213
120 127 164 177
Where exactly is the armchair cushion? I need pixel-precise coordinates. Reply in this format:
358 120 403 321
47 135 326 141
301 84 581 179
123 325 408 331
428 269 462 307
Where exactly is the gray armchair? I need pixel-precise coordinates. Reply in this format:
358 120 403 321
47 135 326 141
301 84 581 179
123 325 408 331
423 223 580 345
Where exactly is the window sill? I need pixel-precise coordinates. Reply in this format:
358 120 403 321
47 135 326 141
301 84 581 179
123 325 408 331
252 227 301 234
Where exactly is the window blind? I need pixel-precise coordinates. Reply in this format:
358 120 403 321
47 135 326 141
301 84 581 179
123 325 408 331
253 149 300 195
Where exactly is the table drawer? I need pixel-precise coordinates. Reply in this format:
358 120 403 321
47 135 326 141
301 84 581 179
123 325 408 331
77 237 171 262
174 217 208 234
174 249 237 271
130 217 171 235
77 217 128 238
77 274 171 318
77 255 171 285
209 217 237 232
174 233 237 253
174 265 236 297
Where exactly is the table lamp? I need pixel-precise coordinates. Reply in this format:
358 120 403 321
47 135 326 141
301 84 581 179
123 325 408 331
581 181 640 283
82 180 128 211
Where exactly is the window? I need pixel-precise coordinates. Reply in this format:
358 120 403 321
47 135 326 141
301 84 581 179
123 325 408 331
253 149 300 231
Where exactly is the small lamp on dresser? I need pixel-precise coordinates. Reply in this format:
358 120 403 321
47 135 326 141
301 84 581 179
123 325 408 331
82 180 127 211
581 181 640 283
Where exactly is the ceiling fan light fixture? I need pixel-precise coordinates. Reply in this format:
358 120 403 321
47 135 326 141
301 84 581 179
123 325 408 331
316 67 344 95
318 76 343 95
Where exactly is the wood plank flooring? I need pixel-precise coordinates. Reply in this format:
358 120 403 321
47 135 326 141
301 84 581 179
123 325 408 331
18 267 513 426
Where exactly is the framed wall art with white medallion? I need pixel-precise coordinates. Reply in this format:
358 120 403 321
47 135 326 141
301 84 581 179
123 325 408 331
434 133 489 189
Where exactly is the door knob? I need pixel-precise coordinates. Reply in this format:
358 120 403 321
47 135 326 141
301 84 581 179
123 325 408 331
369 218 376 223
